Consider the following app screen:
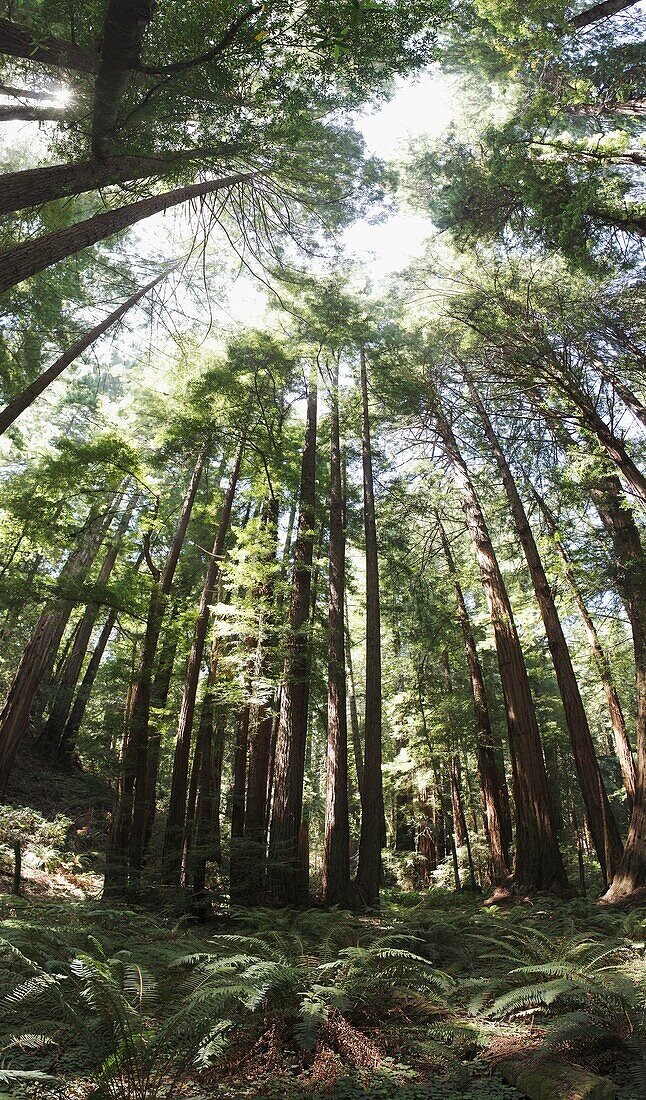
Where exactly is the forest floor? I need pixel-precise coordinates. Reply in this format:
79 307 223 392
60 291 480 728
0 765 644 1099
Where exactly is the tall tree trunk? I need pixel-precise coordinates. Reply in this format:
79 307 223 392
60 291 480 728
187 681 217 918
229 702 251 902
105 448 206 894
0 148 240 216
470 384 623 886
345 596 364 801
91 0 156 159
437 520 510 886
355 345 385 907
532 489 636 806
322 359 351 906
59 608 118 759
0 498 116 795
0 172 258 296
161 437 244 889
39 489 139 759
243 498 280 903
432 396 568 894
0 272 175 434
268 370 318 904
0 17 98 72
140 630 180 857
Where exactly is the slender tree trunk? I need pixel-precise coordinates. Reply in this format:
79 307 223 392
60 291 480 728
229 702 251 902
355 345 384 906
322 359 351 907
451 753 477 889
438 520 510 886
161 437 244 888
243 498 280 903
40 489 139 759
597 368 646 430
91 0 156 159
268 370 318 904
105 448 206 894
59 609 118 759
141 630 180 856
188 682 217 918
0 273 175 434
470 384 623 885
532 489 637 806
570 0 641 29
345 596 364 800
0 172 258 296
0 17 98 72
433 396 568 893
552 373 646 506
0 499 115 795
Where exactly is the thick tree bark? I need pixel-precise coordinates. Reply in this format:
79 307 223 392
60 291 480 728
0 499 115 794
0 17 98 72
433 398 568 894
532 490 636 806
470 385 623 886
39 488 139 759
91 0 155 159
438 520 511 886
355 346 385 907
268 370 318 905
0 148 240 217
570 0 641 28
105 448 206 894
161 437 244 889
0 172 257 296
322 360 351 907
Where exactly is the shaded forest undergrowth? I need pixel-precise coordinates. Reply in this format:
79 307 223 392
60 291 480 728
1 774 644 1100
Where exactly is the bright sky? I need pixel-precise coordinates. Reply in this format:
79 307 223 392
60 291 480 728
343 71 455 278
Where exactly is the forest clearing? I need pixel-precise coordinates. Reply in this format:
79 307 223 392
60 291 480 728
0 0 644 1096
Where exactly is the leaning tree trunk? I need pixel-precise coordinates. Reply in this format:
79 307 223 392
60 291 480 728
161 436 245 889
322 358 351 907
438 520 511 886
552 371 646 507
91 0 156 159
0 17 98 71
355 345 385 907
0 148 240 216
0 104 70 122
537 407 646 901
268 370 318 905
105 448 206 895
432 395 568 894
589 482 646 903
570 0 641 28
0 172 257 295
0 497 116 795
0 272 175 435
470 383 623 886
531 488 637 807
39 489 140 760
